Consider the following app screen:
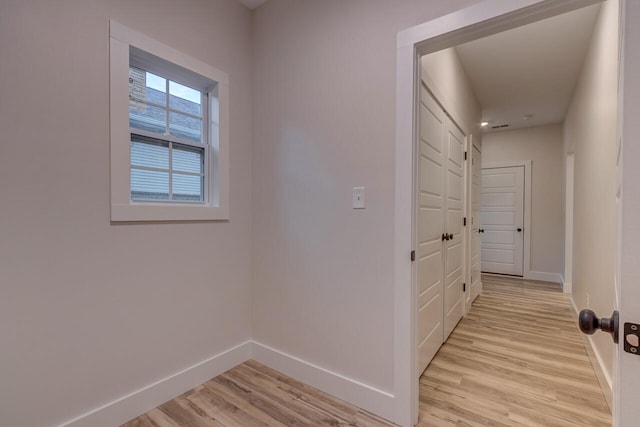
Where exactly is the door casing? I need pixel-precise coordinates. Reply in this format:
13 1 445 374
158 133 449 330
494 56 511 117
394 1 606 426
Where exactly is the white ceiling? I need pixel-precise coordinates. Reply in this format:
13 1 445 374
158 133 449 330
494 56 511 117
237 0 267 10
454 3 601 132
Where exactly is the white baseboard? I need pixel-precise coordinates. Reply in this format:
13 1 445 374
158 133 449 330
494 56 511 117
525 270 563 284
569 298 613 412
58 341 252 427
252 341 395 422
563 280 572 294
58 341 396 427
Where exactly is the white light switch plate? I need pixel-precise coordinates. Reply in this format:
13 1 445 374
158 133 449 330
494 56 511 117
353 187 365 209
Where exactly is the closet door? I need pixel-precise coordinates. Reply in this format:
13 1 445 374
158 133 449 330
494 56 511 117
416 84 445 375
443 120 465 339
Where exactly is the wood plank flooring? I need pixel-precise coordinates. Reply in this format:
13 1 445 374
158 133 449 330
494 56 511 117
121 360 394 427
123 274 610 426
419 274 611 426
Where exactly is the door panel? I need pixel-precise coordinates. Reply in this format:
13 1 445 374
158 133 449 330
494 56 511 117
483 230 515 245
481 211 516 226
481 248 514 264
481 166 524 276
444 124 464 339
417 84 465 372
416 85 445 375
482 192 516 208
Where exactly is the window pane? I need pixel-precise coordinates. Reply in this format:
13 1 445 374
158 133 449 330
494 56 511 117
145 72 166 93
173 173 204 201
131 168 169 201
170 81 201 116
130 139 169 169
173 145 204 174
129 102 166 134
129 68 166 104
170 112 201 142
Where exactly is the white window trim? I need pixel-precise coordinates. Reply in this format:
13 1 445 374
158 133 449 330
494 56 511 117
109 21 229 221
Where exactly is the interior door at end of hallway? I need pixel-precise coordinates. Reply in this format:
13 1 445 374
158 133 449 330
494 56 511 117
480 166 524 276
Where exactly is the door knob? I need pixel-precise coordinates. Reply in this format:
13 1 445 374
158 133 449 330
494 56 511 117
442 233 448 241
448 233 454 240
579 309 619 344
517 228 522 232
479 229 484 233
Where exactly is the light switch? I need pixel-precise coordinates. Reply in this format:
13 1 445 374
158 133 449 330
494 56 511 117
353 187 365 209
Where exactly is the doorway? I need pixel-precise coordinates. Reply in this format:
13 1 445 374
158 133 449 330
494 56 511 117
393 1 617 426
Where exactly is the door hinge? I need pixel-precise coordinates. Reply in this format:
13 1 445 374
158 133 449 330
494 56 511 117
463 282 466 292
411 250 415 262
463 217 467 226
464 151 468 160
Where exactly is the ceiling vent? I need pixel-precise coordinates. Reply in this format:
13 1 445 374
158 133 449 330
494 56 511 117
491 124 510 129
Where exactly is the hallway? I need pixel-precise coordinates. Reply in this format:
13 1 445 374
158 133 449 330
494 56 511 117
419 274 611 426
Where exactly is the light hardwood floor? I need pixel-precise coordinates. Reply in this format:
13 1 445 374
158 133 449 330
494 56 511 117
123 274 610 426
419 274 611 426
121 360 394 427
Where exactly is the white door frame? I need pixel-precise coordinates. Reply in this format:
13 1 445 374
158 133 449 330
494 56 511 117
393 1 604 425
617 1 640 423
564 153 574 294
482 161 532 279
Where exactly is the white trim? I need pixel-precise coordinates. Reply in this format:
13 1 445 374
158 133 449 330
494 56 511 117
109 21 229 222
570 298 613 411
110 22 229 87
57 341 252 427
481 161 532 279
563 280 573 294
527 271 563 284
57 341 397 426
464 134 471 315
252 341 395 422
564 153 575 294
395 1 603 425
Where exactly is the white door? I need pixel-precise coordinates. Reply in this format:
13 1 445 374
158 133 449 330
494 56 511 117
416 84 465 374
617 2 640 423
443 116 465 339
416 84 445 375
470 145 482 300
480 166 524 276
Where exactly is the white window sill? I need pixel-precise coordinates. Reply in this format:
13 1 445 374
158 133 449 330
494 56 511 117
111 202 229 222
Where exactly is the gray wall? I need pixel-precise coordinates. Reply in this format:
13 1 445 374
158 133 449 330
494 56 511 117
251 0 479 394
564 0 619 390
0 1 253 425
482 124 565 279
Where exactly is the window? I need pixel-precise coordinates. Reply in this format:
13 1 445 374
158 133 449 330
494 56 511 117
110 22 229 221
128 68 207 202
